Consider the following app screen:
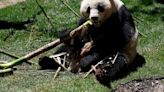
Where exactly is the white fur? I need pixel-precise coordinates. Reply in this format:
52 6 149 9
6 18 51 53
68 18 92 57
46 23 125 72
80 0 124 27
112 0 124 10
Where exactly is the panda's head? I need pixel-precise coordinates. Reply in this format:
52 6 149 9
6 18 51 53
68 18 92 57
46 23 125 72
80 0 124 27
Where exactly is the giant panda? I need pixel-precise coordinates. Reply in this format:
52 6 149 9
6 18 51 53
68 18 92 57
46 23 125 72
79 0 145 86
39 0 145 87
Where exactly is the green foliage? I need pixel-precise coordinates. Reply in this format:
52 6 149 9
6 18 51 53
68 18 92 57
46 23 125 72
0 0 164 92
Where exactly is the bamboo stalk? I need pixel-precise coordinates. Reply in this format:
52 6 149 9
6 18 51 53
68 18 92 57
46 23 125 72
0 20 93 69
83 60 103 78
53 57 68 71
35 0 55 29
53 56 62 79
53 67 61 79
52 53 67 79
0 68 15 74
0 39 61 69
61 0 80 17
0 49 32 65
0 49 19 59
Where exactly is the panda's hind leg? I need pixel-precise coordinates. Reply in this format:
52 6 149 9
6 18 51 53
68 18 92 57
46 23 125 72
95 52 145 87
127 53 146 71
80 53 100 72
95 53 128 84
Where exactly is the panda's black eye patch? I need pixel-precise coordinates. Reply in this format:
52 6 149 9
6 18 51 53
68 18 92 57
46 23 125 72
98 5 104 12
87 7 90 14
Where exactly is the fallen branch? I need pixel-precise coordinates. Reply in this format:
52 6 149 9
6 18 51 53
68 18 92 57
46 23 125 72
0 20 93 69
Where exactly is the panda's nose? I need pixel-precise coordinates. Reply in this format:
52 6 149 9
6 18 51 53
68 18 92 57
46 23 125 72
91 17 98 21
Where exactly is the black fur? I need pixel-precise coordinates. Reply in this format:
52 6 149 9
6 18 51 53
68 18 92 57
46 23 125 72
38 56 59 70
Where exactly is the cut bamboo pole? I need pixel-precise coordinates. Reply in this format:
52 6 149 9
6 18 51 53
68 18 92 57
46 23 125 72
53 56 62 79
52 57 68 71
52 52 67 79
0 49 19 59
0 68 15 74
0 39 61 69
83 60 103 78
0 49 32 65
0 20 93 69
53 67 61 79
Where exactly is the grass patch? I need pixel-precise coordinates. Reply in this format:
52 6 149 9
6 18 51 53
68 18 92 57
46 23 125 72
0 0 164 92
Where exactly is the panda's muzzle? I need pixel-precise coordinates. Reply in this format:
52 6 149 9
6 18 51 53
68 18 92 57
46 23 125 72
90 19 101 27
90 9 99 20
91 16 98 21
89 9 101 27
91 20 101 27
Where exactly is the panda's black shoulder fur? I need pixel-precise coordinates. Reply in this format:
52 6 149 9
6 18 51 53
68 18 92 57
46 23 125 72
118 6 135 27
117 5 136 36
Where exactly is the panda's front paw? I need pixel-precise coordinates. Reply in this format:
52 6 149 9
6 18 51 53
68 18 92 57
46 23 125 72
80 41 94 56
59 29 72 41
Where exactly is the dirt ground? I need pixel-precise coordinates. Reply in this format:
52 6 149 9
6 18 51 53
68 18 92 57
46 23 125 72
112 77 164 92
0 0 25 9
